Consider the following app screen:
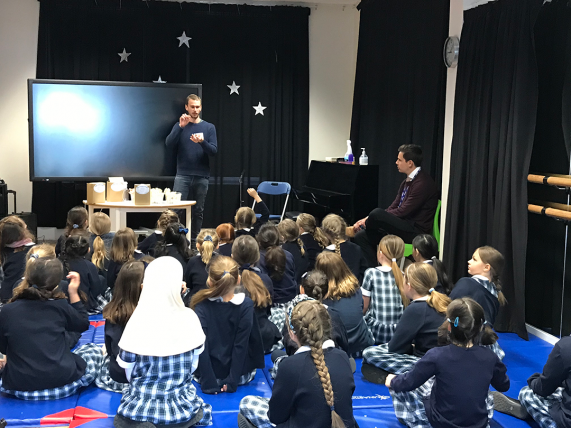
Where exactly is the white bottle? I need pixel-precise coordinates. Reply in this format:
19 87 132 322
359 148 368 165
345 140 354 163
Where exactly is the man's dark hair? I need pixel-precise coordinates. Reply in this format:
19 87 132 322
186 94 202 105
398 144 423 167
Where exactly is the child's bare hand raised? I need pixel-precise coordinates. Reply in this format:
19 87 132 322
247 188 262 203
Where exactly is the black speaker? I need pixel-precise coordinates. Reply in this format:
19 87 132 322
0 180 8 217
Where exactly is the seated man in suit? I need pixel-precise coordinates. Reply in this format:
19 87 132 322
352 144 439 268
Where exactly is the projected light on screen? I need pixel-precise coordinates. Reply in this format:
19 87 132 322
38 92 102 134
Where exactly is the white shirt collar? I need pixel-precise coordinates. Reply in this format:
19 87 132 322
208 292 245 305
243 228 251 232
325 244 336 250
408 167 421 181
154 230 163 235
422 260 432 264
219 242 227 246
472 274 490 282
413 295 430 302
376 266 392 273
301 232 309 235
294 339 335 355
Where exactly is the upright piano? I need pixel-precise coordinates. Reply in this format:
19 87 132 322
294 161 379 224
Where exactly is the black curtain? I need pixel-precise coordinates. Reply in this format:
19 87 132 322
526 0 571 337
350 0 449 208
443 0 543 339
33 0 309 229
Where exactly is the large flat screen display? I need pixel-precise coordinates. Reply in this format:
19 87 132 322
28 79 202 181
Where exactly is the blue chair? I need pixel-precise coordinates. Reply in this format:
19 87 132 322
253 181 291 222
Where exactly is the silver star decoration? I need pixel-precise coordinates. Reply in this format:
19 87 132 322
253 102 267 116
177 31 192 48
153 76 167 83
227 81 240 95
118 48 131 63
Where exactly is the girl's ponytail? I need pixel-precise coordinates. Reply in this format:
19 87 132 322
379 235 408 307
197 229 219 265
406 262 451 314
189 256 239 309
444 297 498 347
477 246 507 306
427 289 451 315
92 235 107 271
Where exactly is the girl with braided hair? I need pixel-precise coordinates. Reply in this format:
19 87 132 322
191 256 265 394
137 209 179 256
449 246 507 360
278 219 309 284
386 297 508 428
239 300 357 428
296 213 328 270
322 214 367 283
183 229 219 303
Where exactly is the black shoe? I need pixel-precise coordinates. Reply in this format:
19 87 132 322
187 408 204 427
238 413 257 428
361 362 389 385
492 391 529 420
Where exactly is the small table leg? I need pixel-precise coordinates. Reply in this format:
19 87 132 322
186 207 192 242
109 208 121 232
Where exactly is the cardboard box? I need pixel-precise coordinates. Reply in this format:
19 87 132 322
86 182 106 204
134 184 151 205
107 181 127 202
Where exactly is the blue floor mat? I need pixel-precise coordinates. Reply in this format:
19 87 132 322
93 324 105 345
0 392 79 427
76 385 122 417
89 313 104 321
354 407 404 428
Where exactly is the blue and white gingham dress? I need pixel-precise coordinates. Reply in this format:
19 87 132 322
117 349 212 426
362 266 404 345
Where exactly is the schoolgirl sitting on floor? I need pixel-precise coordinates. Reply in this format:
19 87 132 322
154 222 193 269
362 262 450 383
0 259 102 400
411 234 453 295
60 234 106 314
316 251 374 356
449 246 506 360
190 256 265 394
296 213 328 271
362 235 407 345
183 229 219 302
278 219 309 284
88 212 114 278
256 223 297 331
55 206 88 257
216 223 235 257
137 209 179 256
96 260 144 393
385 297 509 428
239 300 357 428
107 228 144 292
234 188 270 238
0 216 35 303
321 214 367 283
114 256 211 427
232 235 281 353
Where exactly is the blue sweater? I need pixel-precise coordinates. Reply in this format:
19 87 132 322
165 120 217 177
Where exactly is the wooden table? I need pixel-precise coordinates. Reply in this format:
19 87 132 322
83 200 196 240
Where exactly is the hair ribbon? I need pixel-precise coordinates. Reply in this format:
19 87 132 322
447 317 459 327
204 235 213 242
72 224 79 229
179 227 189 234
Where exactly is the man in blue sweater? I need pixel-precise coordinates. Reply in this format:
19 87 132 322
165 94 217 245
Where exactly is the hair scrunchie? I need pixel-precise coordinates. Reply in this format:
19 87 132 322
204 235 213 242
428 287 435 294
391 258 397 262
447 317 459 327
72 224 79 229
30 253 39 260
431 256 437 260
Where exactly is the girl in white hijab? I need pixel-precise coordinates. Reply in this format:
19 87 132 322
114 256 211 428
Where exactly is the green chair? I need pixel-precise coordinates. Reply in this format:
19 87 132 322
403 200 441 258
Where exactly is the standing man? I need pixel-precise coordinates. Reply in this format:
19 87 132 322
352 144 439 267
165 94 217 245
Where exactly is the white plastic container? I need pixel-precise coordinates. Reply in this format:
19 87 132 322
359 148 369 165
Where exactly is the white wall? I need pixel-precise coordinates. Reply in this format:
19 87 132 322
0 0 359 218
309 4 360 162
0 0 39 214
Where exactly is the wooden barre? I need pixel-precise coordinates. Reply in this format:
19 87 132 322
528 204 571 221
528 174 571 188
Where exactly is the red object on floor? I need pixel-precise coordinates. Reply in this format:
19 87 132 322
40 408 75 424
89 321 105 328
68 407 109 428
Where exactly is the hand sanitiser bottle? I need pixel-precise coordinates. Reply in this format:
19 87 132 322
359 148 368 165
345 140 354 164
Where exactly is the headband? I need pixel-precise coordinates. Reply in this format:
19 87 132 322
203 235 213 242
179 227 189 234
447 317 459 327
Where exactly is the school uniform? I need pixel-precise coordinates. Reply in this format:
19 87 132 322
362 266 405 344
136 231 163 256
363 297 445 374
323 289 374 356
324 241 368 283
67 258 106 313
183 253 218 303
239 342 357 428
449 275 505 360
194 294 265 394
390 344 509 428
0 298 102 399
0 246 32 302
299 232 323 271
107 251 144 291
95 321 128 393
519 335 571 428
235 201 271 239
282 241 309 285
218 242 233 257
155 244 189 270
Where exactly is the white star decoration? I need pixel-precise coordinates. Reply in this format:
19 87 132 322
153 76 167 83
118 48 131 63
253 102 267 116
227 81 240 95
177 31 192 48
